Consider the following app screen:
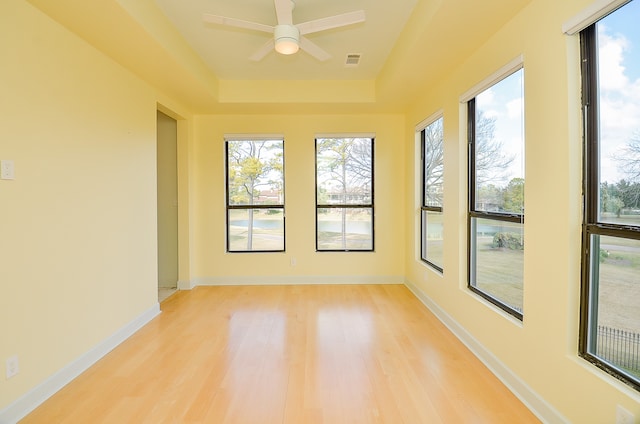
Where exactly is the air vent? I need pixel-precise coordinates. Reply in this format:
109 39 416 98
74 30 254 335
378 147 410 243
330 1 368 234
345 54 361 67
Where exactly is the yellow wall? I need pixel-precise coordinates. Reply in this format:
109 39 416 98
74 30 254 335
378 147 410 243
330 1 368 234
190 114 406 285
0 0 162 410
404 0 640 422
4 0 640 421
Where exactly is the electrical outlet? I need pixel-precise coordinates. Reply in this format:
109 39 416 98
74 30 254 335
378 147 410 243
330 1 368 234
616 405 635 424
5 355 19 379
290 257 297 267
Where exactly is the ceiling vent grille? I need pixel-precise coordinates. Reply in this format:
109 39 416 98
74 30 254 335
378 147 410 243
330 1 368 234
345 54 361 67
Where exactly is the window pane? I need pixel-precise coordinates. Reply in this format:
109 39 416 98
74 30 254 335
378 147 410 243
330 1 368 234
588 234 640 379
422 210 443 270
228 209 284 251
471 217 524 313
474 69 525 214
424 118 444 208
317 138 372 205
227 139 284 206
317 208 372 250
596 1 640 225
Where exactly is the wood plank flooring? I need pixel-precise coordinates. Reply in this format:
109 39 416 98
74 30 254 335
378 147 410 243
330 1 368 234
21 285 540 423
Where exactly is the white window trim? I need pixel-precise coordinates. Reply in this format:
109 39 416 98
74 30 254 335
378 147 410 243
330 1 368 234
224 134 284 141
459 56 524 104
562 0 632 35
315 133 376 139
415 110 444 133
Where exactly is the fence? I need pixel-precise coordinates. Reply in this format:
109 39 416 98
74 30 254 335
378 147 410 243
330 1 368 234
596 326 640 373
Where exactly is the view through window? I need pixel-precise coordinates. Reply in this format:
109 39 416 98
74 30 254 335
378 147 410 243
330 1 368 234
468 67 525 319
316 137 374 251
580 0 640 390
421 117 444 272
226 138 285 252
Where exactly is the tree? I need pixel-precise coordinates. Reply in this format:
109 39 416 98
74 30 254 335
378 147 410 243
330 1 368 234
424 118 444 206
613 133 640 208
600 182 624 216
614 133 640 181
502 178 524 213
317 138 372 202
227 140 283 249
475 184 503 211
423 112 515 209
474 112 516 187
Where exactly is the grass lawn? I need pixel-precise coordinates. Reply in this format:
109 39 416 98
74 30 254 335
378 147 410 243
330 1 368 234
473 236 524 311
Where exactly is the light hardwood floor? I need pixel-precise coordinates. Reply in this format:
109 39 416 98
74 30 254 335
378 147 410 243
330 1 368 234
22 285 540 423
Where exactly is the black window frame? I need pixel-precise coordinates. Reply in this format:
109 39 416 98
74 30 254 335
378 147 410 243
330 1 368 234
225 138 286 253
579 13 640 391
315 137 375 252
420 117 444 273
467 69 525 321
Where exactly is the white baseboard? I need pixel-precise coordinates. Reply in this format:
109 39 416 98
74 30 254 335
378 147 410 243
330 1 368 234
193 275 404 286
177 279 194 290
0 304 161 424
404 280 569 424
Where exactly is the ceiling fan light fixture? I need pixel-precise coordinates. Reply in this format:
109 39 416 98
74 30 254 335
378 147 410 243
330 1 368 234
274 25 300 55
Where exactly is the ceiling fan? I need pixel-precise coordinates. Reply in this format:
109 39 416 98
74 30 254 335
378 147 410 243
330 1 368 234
203 0 366 61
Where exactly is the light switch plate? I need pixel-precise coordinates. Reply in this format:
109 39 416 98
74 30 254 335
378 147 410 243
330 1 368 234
1 160 15 180
5 356 19 379
617 405 635 424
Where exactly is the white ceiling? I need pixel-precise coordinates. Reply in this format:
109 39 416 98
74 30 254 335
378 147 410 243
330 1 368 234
154 0 418 81
26 0 533 113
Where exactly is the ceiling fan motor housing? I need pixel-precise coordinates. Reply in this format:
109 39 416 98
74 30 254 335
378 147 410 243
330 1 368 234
274 25 300 54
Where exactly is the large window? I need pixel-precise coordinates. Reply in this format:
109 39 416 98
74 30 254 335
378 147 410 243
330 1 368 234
580 0 640 390
225 138 285 252
421 116 444 272
467 67 525 319
315 137 374 251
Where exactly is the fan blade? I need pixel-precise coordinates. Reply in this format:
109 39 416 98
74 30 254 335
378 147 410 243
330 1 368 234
249 39 275 61
203 13 273 33
299 36 331 61
297 10 365 35
274 0 293 25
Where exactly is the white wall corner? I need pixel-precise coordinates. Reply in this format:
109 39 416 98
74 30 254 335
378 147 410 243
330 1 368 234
0 304 160 424
404 280 569 424
177 279 195 290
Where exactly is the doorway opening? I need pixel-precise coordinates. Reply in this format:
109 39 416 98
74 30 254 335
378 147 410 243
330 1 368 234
157 111 178 302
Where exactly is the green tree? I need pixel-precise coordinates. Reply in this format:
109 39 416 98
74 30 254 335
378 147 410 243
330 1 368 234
503 178 524 213
476 184 503 210
600 182 624 216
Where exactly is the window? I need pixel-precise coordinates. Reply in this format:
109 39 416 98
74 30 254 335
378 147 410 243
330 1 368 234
580 0 640 390
421 116 444 272
315 137 374 251
225 138 285 252
467 67 525 319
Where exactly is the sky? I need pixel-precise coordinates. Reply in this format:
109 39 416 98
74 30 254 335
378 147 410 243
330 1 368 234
472 0 640 188
475 68 525 186
598 0 640 184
